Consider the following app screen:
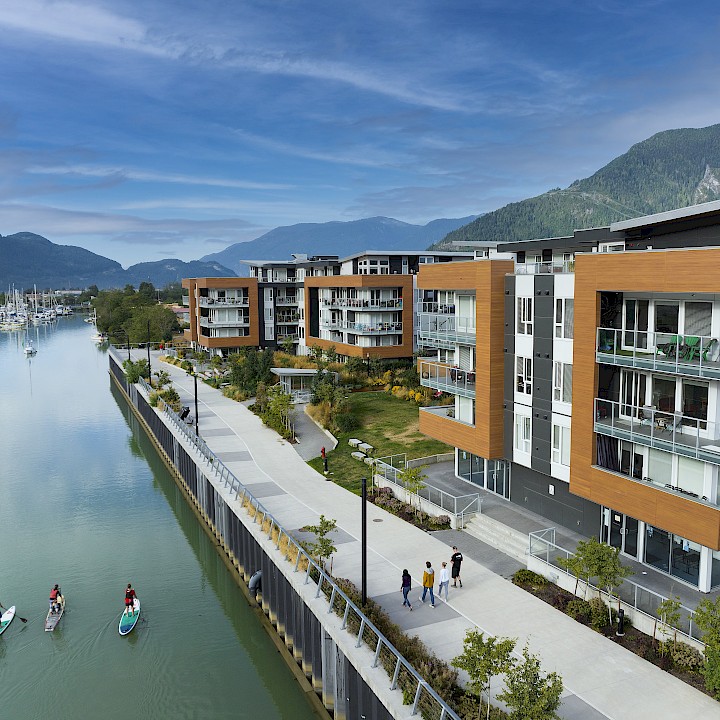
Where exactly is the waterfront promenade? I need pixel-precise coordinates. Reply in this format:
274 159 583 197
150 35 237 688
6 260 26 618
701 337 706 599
144 351 719 720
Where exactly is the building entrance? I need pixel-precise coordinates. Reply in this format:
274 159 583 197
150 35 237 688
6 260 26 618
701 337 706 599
602 509 639 560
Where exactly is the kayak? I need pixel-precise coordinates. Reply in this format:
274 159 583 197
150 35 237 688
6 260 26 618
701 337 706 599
0 606 16 636
45 595 65 632
119 598 140 636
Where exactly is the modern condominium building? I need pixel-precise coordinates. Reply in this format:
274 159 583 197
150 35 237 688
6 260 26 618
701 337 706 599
418 199 720 592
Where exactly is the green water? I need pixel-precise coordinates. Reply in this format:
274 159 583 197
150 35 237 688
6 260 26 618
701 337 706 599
0 317 318 720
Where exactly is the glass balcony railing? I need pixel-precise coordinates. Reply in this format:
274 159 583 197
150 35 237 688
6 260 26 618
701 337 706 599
417 314 475 345
594 398 720 465
514 260 574 275
276 297 299 306
198 297 249 308
419 361 476 399
596 327 720 380
320 298 403 310
320 320 403 334
199 316 250 328
419 404 475 427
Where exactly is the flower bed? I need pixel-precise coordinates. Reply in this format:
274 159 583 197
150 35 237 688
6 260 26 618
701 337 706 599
368 486 451 531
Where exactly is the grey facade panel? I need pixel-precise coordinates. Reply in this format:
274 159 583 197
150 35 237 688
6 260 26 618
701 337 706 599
504 276 516 460
510 463 601 538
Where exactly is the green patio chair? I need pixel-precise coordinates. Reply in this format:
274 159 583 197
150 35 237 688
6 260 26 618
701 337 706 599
655 334 680 358
681 335 700 361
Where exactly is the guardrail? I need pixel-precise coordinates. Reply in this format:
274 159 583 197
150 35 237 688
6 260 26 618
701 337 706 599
528 529 703 644
131 363 459 719
375 455 482 521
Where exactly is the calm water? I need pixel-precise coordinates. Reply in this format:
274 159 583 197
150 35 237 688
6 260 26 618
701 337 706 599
0 316 318 720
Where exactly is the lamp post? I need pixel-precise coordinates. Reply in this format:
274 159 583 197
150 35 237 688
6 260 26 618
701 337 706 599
361 476 367 606
146 319 152 384
193 371 199 436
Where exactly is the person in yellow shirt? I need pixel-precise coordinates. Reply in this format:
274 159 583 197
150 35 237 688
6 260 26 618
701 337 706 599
420 561 435 607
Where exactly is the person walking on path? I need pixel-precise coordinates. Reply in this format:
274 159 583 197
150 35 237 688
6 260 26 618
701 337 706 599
420 561 435 607
438 561 450 601
401 569 413 611
451 546 463 587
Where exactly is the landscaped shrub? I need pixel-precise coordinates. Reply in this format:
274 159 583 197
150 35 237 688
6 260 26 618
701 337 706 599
589 597 610 631
671 642 705 672
566 599 592 623
334 411 360 433
511 569 548 589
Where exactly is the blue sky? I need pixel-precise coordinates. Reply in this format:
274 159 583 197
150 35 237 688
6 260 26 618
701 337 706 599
0 1 718 267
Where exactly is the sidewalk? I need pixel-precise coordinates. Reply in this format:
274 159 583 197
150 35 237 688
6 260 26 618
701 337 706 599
147 351 719 720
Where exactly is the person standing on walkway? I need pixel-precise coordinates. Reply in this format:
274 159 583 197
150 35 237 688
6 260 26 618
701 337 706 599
451 546 463 587
438 562 450 601
420 561 435 607
401 569 413 611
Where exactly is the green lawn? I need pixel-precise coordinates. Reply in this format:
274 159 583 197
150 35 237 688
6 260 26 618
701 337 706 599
307 391 452 495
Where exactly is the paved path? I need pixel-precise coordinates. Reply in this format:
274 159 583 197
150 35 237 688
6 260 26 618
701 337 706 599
143 351 719 720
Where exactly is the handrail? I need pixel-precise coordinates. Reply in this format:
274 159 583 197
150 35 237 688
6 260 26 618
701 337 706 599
528 530 702 644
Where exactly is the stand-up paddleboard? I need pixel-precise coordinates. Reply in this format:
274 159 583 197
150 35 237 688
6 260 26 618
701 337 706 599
119 598 140 636
45 595 65 631
0 606 16 636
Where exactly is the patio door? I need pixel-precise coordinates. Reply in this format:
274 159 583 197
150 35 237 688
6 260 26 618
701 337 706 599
623 299 649 350
620 369 646 418
605 510 639 560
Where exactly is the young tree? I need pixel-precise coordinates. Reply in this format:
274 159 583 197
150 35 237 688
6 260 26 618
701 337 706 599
400 464 427 518
325 344 338 364
593 542 633 625
451 629 516 720
557 551 589 598
498 644 563 720
695 596 720 698
281 335 295 355
303 515 337 572
655 596 682 651
309 344 325 368
153 369 171 388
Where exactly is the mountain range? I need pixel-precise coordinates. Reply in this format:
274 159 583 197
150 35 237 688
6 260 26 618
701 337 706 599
433 124 720 249
0 233 235 290
200 216 478 275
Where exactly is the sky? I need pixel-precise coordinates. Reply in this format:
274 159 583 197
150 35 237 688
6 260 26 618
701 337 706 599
0 1 718 267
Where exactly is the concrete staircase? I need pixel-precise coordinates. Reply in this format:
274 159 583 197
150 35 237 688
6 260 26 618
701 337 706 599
463 513 529 565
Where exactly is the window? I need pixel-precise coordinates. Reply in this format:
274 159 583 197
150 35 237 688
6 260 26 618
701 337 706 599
517 297 533 335
683 380 708 424
516 357 532 394
553 362 572 403
655 303 679 333
552 425 571 466
555 298 574 339
515 414 531 453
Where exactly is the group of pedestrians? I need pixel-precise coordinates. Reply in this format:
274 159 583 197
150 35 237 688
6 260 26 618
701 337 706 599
401 546 463 610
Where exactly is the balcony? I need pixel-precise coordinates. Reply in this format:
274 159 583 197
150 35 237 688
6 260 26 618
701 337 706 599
198 297 249 308
419 404 474 427
182 295 190 307
419 361 476 399
514 260 574 275
594 398 720 465
321 298 403 310
596 328 720 380
276 296 299 306
320 320 403 334
417 313 475 346
199 316 250 329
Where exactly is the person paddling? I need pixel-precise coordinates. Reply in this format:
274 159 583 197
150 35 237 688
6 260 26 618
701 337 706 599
49 584 62 614
124 583 137 615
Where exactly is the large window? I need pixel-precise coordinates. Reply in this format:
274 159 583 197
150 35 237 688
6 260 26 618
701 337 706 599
553 362 572 403
552 425 571 466
515 414 531 453
516 356 532 395
655 303 679 333
517 297 533 335
682 380 708 423
651 376 675 413
555 298 574 339
623 299 649 349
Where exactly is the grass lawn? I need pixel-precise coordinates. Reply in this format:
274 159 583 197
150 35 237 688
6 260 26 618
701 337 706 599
307 391 452 495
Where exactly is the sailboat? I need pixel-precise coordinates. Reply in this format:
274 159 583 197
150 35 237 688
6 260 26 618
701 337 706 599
24 340 37 355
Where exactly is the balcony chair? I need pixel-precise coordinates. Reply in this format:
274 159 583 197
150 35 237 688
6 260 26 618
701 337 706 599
655 334 680 358
680 335 700 361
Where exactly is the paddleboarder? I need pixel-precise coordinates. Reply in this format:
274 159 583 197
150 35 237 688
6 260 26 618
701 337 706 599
49 584 62 614
124 583 137 615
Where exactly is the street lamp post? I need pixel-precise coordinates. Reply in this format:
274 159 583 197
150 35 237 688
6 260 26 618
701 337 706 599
146 319 152 384
361 476 367 606
193 371 199 436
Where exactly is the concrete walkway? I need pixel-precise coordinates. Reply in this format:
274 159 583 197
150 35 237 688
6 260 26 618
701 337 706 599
142 351 719 720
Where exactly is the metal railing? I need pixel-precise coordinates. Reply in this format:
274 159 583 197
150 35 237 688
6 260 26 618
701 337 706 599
134 376 459 719
594 398 720 465
276 297 299 306
528 530 702 644
198 297 249 307
321 298 403 309
418 405 475 427
321 320 403 333
596 327 720 379
419 361 476 399
514 260 574 275
417 314 475 345
375 455 482 520
199 316 250 328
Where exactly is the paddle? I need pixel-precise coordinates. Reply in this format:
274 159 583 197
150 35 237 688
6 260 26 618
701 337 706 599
0 601 28 623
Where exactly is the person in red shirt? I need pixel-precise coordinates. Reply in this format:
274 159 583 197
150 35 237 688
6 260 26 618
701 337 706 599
49 584 62 614
124 583 137 614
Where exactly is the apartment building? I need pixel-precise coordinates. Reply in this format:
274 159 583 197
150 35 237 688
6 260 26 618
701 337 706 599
418 199 720 592
181 277 259 353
